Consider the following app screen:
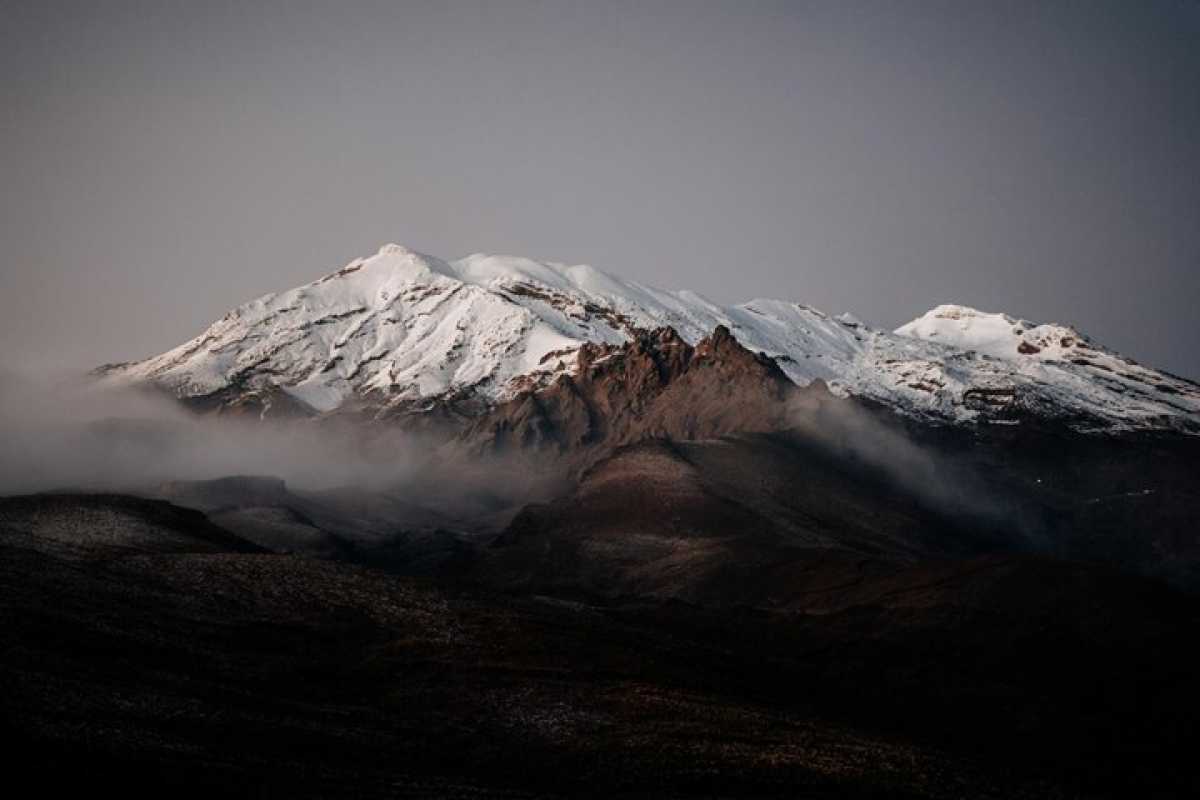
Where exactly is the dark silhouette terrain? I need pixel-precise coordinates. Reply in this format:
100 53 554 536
3 491 1198 798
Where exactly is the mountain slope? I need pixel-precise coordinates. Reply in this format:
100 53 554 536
473 422 1200 599
99 243 1200 432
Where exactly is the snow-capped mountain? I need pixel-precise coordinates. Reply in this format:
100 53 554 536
100 243 1200 432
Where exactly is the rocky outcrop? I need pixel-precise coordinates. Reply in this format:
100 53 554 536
459 325 835 470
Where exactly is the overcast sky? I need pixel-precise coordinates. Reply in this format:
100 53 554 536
3 1 1198 378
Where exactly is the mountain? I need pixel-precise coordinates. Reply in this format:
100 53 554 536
99 243 1200 432
21 245 1200 798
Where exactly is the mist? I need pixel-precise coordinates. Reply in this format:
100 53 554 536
0 367 560 516
787 388 1046 547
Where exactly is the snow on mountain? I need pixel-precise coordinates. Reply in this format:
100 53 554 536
100 244 1200 432
893 304 1200 429
897 304 1087 359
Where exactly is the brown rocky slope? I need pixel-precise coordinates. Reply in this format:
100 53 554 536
459 325 839 474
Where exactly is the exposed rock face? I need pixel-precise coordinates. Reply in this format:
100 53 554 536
460 325 834 470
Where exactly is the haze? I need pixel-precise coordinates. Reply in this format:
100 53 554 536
2 1 1198 378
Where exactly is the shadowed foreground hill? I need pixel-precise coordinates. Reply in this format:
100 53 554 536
475 424 1200 604
2 493 1198 798
0 493 266 558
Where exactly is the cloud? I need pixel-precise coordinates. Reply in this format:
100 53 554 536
0 367 557 515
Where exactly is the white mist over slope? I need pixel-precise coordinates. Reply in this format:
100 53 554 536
100 244 1200 433
0 369 436 495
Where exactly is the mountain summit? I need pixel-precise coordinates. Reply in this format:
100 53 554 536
99 243 1200 432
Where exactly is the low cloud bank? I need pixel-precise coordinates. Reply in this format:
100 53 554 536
0 368 554 511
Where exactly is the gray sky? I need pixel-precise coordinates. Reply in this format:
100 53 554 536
3 0 1198 378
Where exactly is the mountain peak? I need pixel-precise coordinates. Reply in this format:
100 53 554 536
362 243 456 281
896 304 1087 361
920 303 998 319
376 242 418 257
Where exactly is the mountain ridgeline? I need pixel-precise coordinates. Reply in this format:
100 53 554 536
98 243 1200 433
